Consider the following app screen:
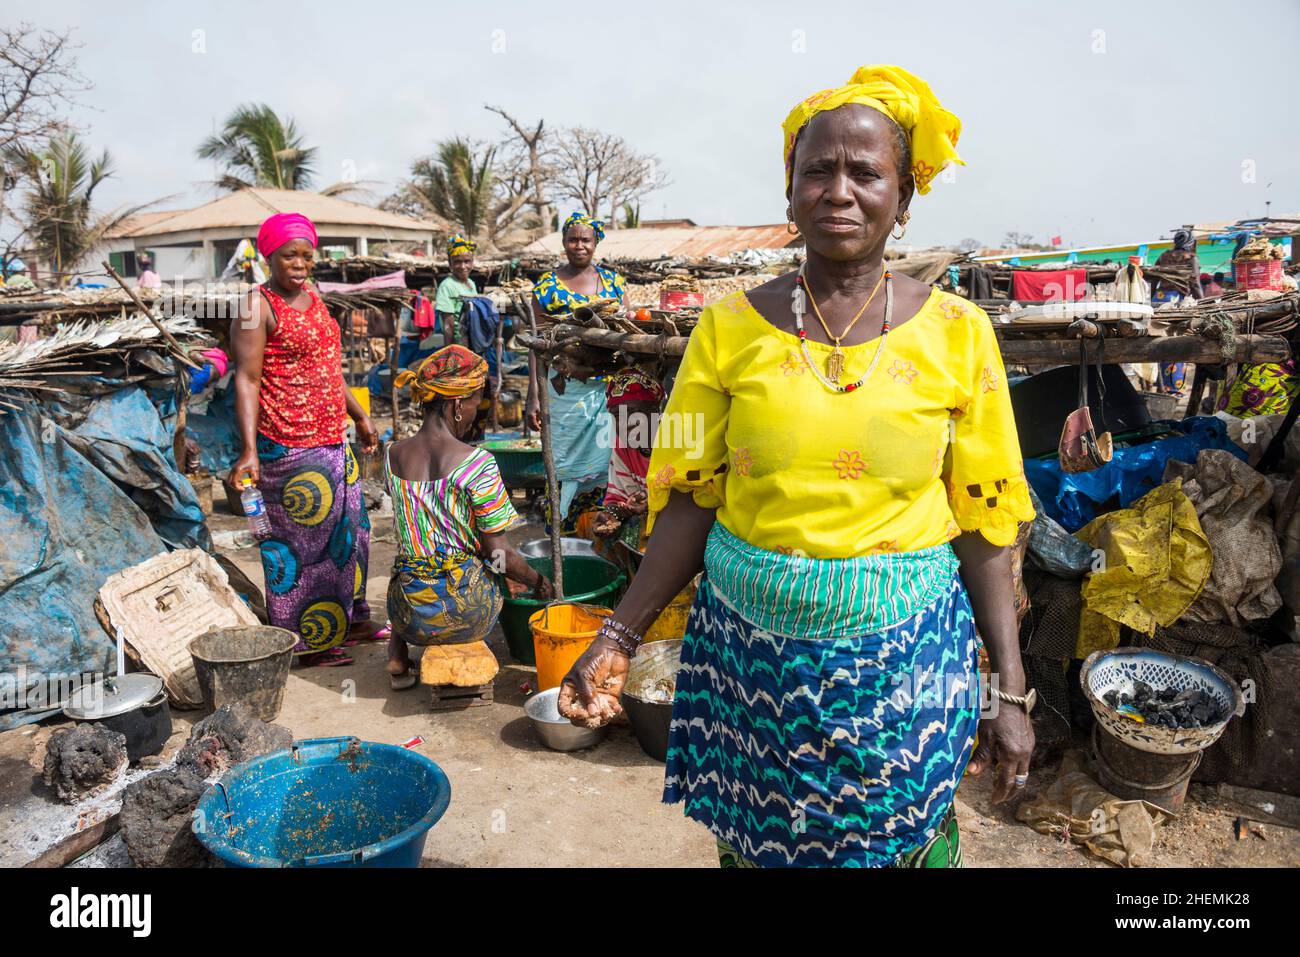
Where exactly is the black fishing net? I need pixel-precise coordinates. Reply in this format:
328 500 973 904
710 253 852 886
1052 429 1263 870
1141 621 1270 786
1019 570 1084 745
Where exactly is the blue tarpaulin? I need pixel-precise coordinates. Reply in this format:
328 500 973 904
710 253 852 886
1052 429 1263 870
0 385 209 728
1025 416 1247 532
185 383 241 475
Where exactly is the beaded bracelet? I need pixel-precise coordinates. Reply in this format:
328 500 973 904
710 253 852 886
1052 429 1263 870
604 617 644 644
598 619 641 656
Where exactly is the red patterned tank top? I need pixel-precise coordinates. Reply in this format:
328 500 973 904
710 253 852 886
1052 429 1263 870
257 285 348 447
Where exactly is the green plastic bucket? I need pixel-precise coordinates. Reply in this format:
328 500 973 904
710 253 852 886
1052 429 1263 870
500 554 626 665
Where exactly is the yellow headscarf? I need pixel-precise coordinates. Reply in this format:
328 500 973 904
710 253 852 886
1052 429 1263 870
447 234 476 258
781 65 963 195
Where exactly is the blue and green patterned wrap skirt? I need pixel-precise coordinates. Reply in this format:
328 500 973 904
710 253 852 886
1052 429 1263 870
387 548 504 646
663 523 980 867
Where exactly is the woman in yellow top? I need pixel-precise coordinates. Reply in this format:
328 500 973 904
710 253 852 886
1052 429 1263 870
558 66 1036 868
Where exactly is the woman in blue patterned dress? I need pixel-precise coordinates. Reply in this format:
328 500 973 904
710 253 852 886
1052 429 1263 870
557 66 1037 868
525 213 627 535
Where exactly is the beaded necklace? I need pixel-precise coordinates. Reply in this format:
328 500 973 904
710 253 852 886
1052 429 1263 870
793 266 893 394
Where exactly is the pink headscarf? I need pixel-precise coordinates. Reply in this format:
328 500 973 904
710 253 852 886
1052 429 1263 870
256 212 318 257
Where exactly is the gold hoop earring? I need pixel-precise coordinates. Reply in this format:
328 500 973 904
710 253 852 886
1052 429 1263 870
786 205 800 236
454 406 463 423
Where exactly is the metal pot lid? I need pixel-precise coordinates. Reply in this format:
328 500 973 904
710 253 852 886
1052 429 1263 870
64 673 164 720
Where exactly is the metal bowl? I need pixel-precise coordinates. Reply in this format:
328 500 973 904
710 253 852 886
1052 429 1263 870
524 687 608 752
519 537 596 560
621 639 682 762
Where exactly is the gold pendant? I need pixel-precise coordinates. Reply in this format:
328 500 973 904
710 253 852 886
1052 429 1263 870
825 347 845 383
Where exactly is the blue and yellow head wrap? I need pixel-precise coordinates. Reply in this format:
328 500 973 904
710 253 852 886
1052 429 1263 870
782 64 963 195
447 234 476 258
562 212 606 243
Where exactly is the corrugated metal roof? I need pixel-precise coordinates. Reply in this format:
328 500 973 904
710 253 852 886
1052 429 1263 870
107 188 443 239
523 224 800 259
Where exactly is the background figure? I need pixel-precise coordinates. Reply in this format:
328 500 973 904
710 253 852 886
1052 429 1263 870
527 213 625 537
1151 229 1202 394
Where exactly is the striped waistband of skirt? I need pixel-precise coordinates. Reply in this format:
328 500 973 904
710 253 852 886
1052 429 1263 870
702 522 960 641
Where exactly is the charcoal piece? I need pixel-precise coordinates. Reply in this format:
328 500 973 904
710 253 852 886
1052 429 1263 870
119 767 209 868
42 724 129 803
177 703 292 779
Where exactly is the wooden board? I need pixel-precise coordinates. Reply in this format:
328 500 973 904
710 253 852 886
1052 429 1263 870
26 814 119 869
418 640 500 687
998 334 1289 368
98 549 259 708
429 683 494 711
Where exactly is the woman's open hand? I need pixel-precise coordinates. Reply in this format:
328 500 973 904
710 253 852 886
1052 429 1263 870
966 704 1035 804
557 635 629 729
591 510 622 538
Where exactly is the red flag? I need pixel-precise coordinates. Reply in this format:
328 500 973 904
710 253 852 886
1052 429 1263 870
1051 235 1063 247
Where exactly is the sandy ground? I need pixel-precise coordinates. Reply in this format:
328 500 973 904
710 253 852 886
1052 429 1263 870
2 499 1296 868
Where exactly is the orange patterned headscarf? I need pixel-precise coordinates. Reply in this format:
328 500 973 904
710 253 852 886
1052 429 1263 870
781 65 964 195
395 345 487 403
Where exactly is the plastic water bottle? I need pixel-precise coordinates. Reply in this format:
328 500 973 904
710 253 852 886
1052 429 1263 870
241 479 272 539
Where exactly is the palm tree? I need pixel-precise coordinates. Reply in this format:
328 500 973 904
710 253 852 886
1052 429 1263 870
7 131 154 284
197 103 318 191
389 139 495 239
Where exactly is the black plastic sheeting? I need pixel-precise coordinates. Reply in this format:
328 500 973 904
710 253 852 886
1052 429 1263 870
0 384 209 729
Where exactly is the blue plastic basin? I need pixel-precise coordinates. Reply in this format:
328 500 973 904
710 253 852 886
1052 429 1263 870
192 736 451 868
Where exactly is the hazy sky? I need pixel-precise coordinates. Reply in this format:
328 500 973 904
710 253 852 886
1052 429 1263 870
8 0 1299 249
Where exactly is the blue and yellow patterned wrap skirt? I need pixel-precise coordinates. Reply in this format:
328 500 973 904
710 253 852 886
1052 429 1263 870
387 548 504 646
256 436 371 655
663 523 980 867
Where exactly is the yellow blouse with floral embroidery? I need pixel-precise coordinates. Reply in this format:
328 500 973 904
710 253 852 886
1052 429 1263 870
644 286 1034 558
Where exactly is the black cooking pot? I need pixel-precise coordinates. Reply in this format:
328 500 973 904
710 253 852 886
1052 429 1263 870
64 673 173 763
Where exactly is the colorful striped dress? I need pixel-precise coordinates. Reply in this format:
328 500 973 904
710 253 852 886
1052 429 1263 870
384 446 518 646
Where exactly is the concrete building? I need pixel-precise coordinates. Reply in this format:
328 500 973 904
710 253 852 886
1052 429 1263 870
103 188 445 284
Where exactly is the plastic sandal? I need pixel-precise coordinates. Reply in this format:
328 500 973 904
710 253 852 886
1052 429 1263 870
389 670 418 691
299 648 354 668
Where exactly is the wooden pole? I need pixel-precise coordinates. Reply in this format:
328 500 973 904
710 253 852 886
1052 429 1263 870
492 315 503 433
388 335 399 441
997 334 1289 367
1184 364 1209 419
101 261 200 369
536 355 564 599
515 293 537 440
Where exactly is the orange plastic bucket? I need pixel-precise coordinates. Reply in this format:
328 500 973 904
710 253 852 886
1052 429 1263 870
643 581 696 645
529 603 611 691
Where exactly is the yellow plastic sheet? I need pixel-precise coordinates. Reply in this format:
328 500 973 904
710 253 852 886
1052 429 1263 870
1074 480 1212 659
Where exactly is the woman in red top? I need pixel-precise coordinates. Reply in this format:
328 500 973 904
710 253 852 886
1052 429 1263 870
228 213 380 666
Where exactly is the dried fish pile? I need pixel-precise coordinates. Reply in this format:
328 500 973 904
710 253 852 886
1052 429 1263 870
627 273 771 307
0 314 208 410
